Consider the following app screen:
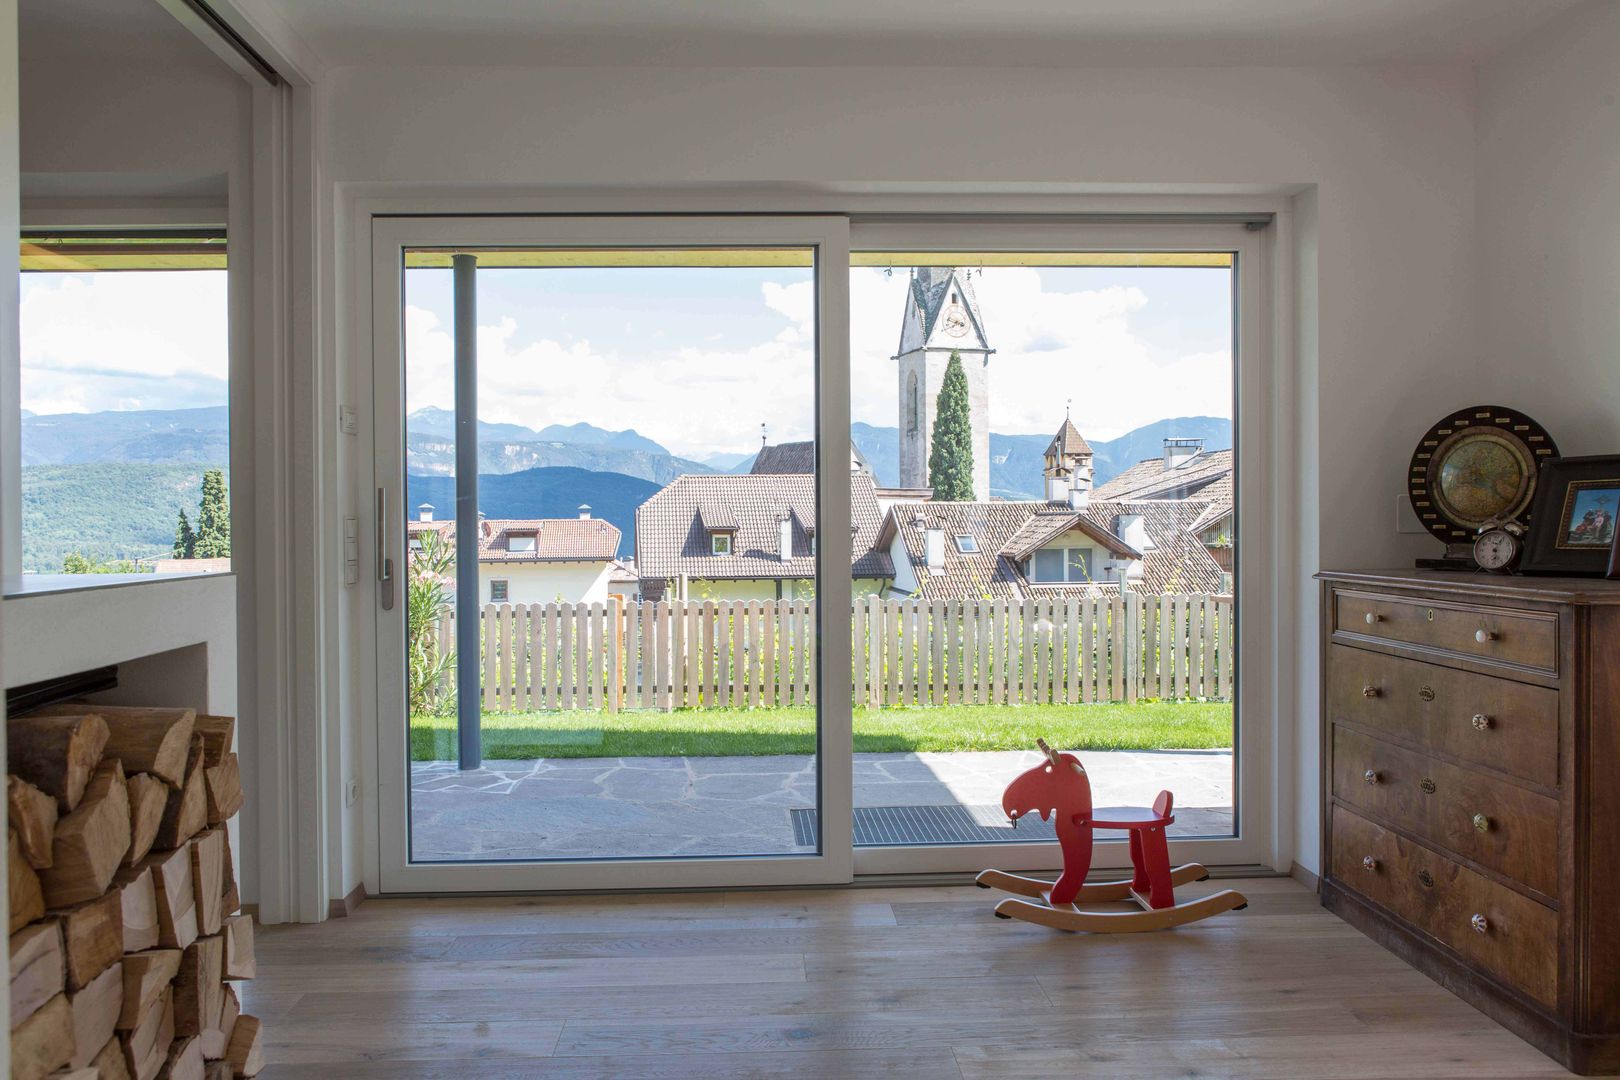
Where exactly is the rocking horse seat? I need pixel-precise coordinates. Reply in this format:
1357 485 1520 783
1086 790 1175 830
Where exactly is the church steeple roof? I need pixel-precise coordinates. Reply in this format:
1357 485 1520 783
1045 417 1092 459
899 266 990 355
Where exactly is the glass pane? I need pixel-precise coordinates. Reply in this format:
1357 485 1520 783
403 247 820 862
850 254 1236 846
18 235 230 576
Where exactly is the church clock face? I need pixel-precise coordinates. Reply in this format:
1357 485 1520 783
942 304 969 337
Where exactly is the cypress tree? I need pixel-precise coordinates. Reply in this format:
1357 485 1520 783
927 350 975 501
192 469 231 558
173 508 197 559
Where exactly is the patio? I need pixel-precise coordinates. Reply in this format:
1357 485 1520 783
408 749 1233 861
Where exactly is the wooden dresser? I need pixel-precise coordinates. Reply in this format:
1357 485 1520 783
1318 569 1620 1074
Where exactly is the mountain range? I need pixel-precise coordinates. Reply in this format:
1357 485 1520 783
18 404 1231 571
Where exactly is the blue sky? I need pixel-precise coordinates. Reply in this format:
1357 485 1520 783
18 261 1233 460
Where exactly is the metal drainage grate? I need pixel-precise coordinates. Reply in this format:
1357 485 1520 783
790 804 1059 847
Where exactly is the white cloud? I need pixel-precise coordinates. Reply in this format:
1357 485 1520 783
20 272 228 414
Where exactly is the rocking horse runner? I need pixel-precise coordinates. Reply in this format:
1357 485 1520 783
976 739 1247 932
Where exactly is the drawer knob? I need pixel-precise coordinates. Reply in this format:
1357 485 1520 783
1418 869 1435 888
1418 685 1436 702
1471 713 1493 731
1473 813 1492 833
1362 856 1378 872
1475 628 1497 643
1362 685 1380 699
1365 612 1381 625
1420 778 1437 795
1363 769 1380 786
1471 913 1489 935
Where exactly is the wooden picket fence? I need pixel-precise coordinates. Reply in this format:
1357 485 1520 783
433 593 1234 713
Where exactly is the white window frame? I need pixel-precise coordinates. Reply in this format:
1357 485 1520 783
488 579 508 603
847 219 1275 876
369 214 853 893
710 532 732 556
507 535 536 553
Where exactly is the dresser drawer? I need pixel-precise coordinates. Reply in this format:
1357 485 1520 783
1332 726 1559 896
1334 590 1558 673
1327 644 1559 789
1330 804 1557 1008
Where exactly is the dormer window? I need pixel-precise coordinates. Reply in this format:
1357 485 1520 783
508 534 536 553
711 533 732 556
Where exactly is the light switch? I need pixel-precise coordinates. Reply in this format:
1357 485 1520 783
339 404 359 436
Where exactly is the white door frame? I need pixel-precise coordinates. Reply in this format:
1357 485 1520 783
370 214 855 892
844 219 1276 875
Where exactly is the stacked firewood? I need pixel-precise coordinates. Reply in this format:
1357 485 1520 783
6 706 262 1080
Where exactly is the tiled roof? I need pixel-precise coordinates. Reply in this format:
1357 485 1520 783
882 498 1226 599
1044 418 1093 459
749 440 870 476
406 517 621 562
636 472 892 582
1093 448 1233 502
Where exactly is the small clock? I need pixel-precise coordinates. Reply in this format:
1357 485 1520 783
1473 517 1527 572
942 304 969 337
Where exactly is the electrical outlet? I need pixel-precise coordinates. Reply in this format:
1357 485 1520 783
1395 494 1427 535
345 778 359 807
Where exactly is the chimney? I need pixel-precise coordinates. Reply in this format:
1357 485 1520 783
1115 513 1152 553
778 514 793 561
1045 471 1069 505
1163 437 1204 469
418 503 434 523
1068 482 1089 511
578 504 591 520
925 526 945 571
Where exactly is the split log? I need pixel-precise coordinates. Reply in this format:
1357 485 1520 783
7 713 109 813
173 935 223 1038
160 1036 203 1080
144 847 197 951
41 760 132 908
121 986 172 1080
92 1036 134 1080
115 866 160 953
221 914 253 981
32 705 195 789
218 830 237 918
67 960 123 1069
192 717 234 769
204 1062 232 1080
124 775 168 867
10 921 65 1027
12 991 74 1080
11 828 46 932
189 831 224 938
53 890 123 991
117 950 180 1030
10 775 59 869
201 756 242 827
223 1014 262 1078
154 738 206 851
198 984 236 1061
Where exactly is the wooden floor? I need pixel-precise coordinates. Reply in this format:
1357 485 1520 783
245 876 1577 1079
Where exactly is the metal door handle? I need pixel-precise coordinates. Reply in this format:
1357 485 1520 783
377 487 396 611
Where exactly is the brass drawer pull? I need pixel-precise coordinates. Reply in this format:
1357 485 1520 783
1418 869 1435 888
1362 856 1378 871
1363 769 1381 786
1362 685 1380 699
1473 813 1493 833
1420 778 1437 794
1476 628 1497 643
1418 685 1436 702
1365 612 1382 625
1471 713 1493 731
1471 913 1489 934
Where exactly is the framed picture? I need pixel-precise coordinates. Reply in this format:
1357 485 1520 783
1523 455 1620 575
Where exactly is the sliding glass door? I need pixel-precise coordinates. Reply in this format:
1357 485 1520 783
372 216 854 891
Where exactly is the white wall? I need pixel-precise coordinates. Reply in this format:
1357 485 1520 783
484 561 613 606
323 60 1485 887
1476 0 1620 452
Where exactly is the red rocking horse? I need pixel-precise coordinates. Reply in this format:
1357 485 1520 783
976 739 1247 932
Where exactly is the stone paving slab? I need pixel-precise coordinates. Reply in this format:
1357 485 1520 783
409 749 1233 862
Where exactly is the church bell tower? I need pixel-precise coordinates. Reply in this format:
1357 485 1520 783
894 267 994 500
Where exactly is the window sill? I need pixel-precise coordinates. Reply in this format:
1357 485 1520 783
3 570 236 601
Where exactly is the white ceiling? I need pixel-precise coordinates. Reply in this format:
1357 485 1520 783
265 0 1585 68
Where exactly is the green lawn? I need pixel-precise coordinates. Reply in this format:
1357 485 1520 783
409 701 1232 761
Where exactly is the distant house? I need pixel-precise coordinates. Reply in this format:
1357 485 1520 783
879 419 1228 599
1092 439 1234 571
749 439 870 476
407 503 622 605
635 468 893 601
